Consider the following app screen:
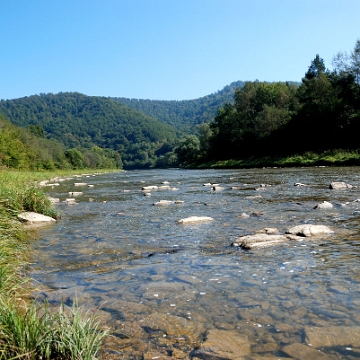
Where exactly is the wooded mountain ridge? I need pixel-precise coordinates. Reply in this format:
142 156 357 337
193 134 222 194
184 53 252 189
0 81 253 168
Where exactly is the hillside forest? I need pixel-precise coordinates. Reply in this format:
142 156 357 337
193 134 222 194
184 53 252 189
0 39 359 170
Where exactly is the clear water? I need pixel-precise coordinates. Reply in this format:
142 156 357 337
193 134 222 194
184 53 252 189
31 168 360 359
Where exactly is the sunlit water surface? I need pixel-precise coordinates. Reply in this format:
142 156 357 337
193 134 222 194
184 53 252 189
31 168 360 359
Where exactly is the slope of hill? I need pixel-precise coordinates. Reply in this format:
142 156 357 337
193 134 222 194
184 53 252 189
113 81 246 132
0 92 177 168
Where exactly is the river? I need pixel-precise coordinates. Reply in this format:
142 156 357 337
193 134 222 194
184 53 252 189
31 168 360 359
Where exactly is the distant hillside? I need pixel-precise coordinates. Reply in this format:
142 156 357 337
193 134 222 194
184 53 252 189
0 92 177 168
113 81 246 132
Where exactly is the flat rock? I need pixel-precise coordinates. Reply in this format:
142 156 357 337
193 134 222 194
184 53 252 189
286 224 334 237
154 200 173 206
305 326 360 348
142 185 158 190
330 181 353 189
282 343 330 359
314 201 333 209
177 216 214 224
232 233 301 249
191 329 250 359
74 182 87 186
18 212 56 224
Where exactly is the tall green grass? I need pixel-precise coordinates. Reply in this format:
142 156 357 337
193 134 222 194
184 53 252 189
0 169 111 359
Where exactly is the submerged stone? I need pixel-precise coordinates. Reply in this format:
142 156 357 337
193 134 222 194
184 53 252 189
191 329 250 359
304 326 360 348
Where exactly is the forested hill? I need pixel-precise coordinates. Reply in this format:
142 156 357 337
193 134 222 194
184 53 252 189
0 92 177 168
113 81 246 132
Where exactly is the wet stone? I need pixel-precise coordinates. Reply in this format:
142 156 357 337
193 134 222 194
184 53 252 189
305 326 360 348
191 329 251 359
282 343 330 360
252 342 279 353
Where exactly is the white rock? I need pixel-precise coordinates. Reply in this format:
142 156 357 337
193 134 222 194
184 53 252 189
142 186 158 191
177 216 214 224
74 182 87 186
18 212 56 224
153 200 173 206
65 198 76 205
68 191 83 196
314 201 333 209
330 181 353 189
286 224 334 237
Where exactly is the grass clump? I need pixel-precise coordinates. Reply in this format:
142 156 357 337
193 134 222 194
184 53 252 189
0 169 111 359
0 300 109 360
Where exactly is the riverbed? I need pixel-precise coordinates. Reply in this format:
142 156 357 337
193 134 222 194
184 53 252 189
31 168 360 359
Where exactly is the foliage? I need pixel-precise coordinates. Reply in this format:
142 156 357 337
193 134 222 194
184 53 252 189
209 81 298 159
113 81 248 132
0 92 175 169
0 114 122 171
174 135 200 165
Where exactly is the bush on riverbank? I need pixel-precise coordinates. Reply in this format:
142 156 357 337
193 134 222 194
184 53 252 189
0 169 110 359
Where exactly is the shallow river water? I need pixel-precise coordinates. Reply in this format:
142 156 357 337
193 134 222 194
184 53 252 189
31 168 360 359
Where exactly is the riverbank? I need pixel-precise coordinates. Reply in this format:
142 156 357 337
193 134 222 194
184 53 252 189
0 169 115 359
193 149 360 169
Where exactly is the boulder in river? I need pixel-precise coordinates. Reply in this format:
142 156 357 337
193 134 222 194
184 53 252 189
232 233 301 250
286 224 334 237
314 201 333 209
330 181 353 189
294 182 307 186
177 216 214 224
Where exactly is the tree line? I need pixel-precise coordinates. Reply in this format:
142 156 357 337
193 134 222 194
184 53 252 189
0 114 123 170
173 40 360 166
0 92 176 169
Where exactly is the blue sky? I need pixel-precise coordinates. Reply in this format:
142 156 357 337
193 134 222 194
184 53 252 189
1 0 359 100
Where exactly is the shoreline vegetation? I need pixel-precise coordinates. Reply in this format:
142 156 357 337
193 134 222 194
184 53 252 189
191 149 360 169
0 169 116 360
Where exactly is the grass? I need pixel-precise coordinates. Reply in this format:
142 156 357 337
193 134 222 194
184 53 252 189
0 168 114 359
194 149 360 169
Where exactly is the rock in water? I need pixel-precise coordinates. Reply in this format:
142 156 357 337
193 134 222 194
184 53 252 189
304 326 360 348
191 329 250 359
286 224 334 237
330 181 353 189
282 343 329 359
314 201 333 209
177 216 214 224
232 233 294 249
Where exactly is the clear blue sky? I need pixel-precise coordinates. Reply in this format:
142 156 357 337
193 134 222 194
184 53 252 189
1 0 359 101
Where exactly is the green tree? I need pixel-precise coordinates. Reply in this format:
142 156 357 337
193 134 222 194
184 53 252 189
65 148 84 169
174 135 200 164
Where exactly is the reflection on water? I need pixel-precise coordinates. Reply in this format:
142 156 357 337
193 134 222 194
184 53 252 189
31 168 360 359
